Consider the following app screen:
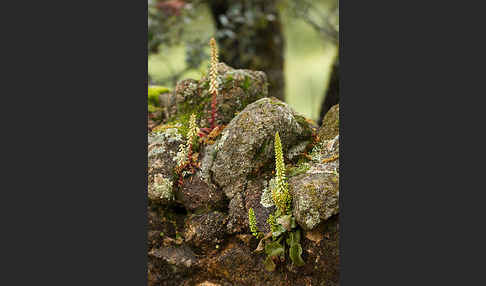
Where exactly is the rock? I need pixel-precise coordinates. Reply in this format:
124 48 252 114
147 207 166 249
148 244 198 286
225 192 247 234
164 63 268 128
206 242 258 284
289 105 340 230
318 104 339 141
211 97 314 199
289 171 339 230
184 211 226 251
176 172 224 212
244 178 275 234
149 245 197 268
148 128 184 204
226 176 276 234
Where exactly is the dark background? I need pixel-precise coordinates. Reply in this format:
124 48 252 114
1 0 484 285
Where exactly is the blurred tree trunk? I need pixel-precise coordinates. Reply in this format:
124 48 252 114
318 57 339 125
208 0 285 101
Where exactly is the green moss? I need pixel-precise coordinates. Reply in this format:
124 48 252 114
288 162 311 177
224 74 234 88
238 95 254 111
148 104 164 113
201 80 210 90
241 76 252 91
318 104 339 141
166 96 209 138
269 98 286 107
294 114 315 138
148 85 169 106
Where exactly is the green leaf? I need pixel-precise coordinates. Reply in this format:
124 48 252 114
294 229 301 244
287 229 302 247
289 243 305 267
264 256 276 272
290 216 296 229
265 240 285 257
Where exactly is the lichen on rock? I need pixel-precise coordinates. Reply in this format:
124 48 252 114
288 104 340 230
149 174 174 201
290 172 339 230
148 128 184 204
211 97 314 200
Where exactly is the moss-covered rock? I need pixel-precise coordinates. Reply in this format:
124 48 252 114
148 85 170 126
318 104 339 141
162 63 268 131
148 85 170 106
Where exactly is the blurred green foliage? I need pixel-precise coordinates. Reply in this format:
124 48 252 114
148 0 338 120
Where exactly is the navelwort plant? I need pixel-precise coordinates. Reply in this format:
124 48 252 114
248 208 262 238
174 113 200 186
248 131 305 272
208 37 219 131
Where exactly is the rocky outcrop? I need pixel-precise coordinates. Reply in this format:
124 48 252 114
147 65 340 285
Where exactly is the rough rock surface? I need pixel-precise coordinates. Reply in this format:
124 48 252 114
176 172 224 212
149 245 197 269
224 176 275 234
184 211 226 251
290 169 339 230
211 97 314 199
148 128 183 203
318 104 339 141
290 104 340 230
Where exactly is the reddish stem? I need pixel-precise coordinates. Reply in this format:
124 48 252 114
210 91 217 130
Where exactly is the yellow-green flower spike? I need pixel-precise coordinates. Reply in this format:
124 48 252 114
273 132 291 214
174 113 198 168
248 207 260 237
209 37 219 96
